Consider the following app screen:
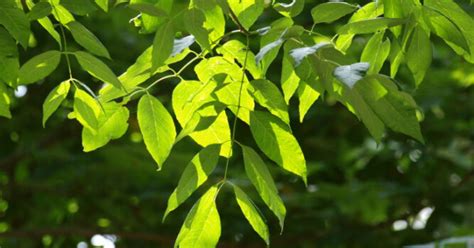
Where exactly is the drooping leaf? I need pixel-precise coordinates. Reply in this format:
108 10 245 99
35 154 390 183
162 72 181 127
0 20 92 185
280 42 301 104
137 94 176 170
255 38 284 66
19 50 62 85
241 145 286 231
164 145 221 220
27 2 52 20
422 7 470 59
425 0 474 62
249 79 289 124
81 102 129 152
191 0 225 45
42 80 70 127
50 2 75 24
249 111 307 183
361 31 391 74
74 51 123 90
0 83 12 119
353 75 424 142
0 1 30 48
333 62 370 88
257 18 293 73
151 19 174 73
175 185 221 248
232 184 270 245
311 2 357 24
384 0 404 36
67 21 111 59
406 26 432 86
274 0 305 17
338 18 406 35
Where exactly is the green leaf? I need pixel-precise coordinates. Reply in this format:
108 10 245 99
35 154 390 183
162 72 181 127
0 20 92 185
151 20 174 73
281 42 301 104
0 83 12 119
184 8 210 51
19 50 61 85
361 31 391 74
216 40 262 79
74 51 123 90
95 0 108 12
73 89 102 132
128 3 168 17
345 75 424 142
257 17 293 74
61 0 98 16
425 0 474 62
172 80 232 157
338 18 406 35
27 2 52 20
190 0 225 44
50 3 75 25
82 102 129 152
274 0 305 18
67 21 111 59
311 2 357 24
249 111 307 183
384 0 404 36
0 27 19 87
249 79 289 124
25 0 60 44
406 26 432 86
232 184 270 245
297 80 320 123
175 185 221 248
227 0 264 30
336 2 384 51
241 145 286 231
0 1 30 48
422 7 470 57
164 145 221 220
42 80 70 127
137 94 176 170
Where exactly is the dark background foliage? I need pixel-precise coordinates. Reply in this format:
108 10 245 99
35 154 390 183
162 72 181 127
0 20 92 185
0 0 473 247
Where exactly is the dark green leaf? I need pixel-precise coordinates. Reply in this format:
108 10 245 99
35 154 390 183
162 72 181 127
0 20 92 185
151 20 174 73
74 51 123 90
406 26 432 86
338 18 406 35
19 50 61 85
27 2 52 20
68 21 111 59
311 2 357 24
0 1 31 48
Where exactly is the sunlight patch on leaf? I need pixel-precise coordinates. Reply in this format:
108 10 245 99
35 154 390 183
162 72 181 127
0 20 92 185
333 62 370 88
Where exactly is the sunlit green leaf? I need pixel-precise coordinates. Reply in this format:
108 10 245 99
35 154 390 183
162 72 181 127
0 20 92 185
175 185 221 248
73 89 102 133
338 18 406 35
42 80 70 127
297 80 320 123
232 184 270 245
227 0 264 30
0 82 11 119
274 0 305 18
406 26 432 86
137 94 176 170
95 0 108 12
361 31 391 74
241 145 286 231
249 111 307 183
164 145 220 220
249 79 289 124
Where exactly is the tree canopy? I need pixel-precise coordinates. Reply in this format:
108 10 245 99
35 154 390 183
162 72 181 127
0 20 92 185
0 0 473 247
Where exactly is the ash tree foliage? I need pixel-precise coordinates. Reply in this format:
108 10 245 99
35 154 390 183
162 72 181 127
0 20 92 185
0 0 473 246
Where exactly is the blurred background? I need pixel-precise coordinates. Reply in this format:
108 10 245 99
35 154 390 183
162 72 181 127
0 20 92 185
0 0 473 247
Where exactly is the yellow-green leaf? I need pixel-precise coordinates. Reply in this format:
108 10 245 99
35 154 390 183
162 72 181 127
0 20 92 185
137 94 176 169
42 80 70 127
242 145 286 231
164 145 221 220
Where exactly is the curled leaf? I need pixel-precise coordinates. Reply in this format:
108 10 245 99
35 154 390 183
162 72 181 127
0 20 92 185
290 42 330 67
171 35 195 57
